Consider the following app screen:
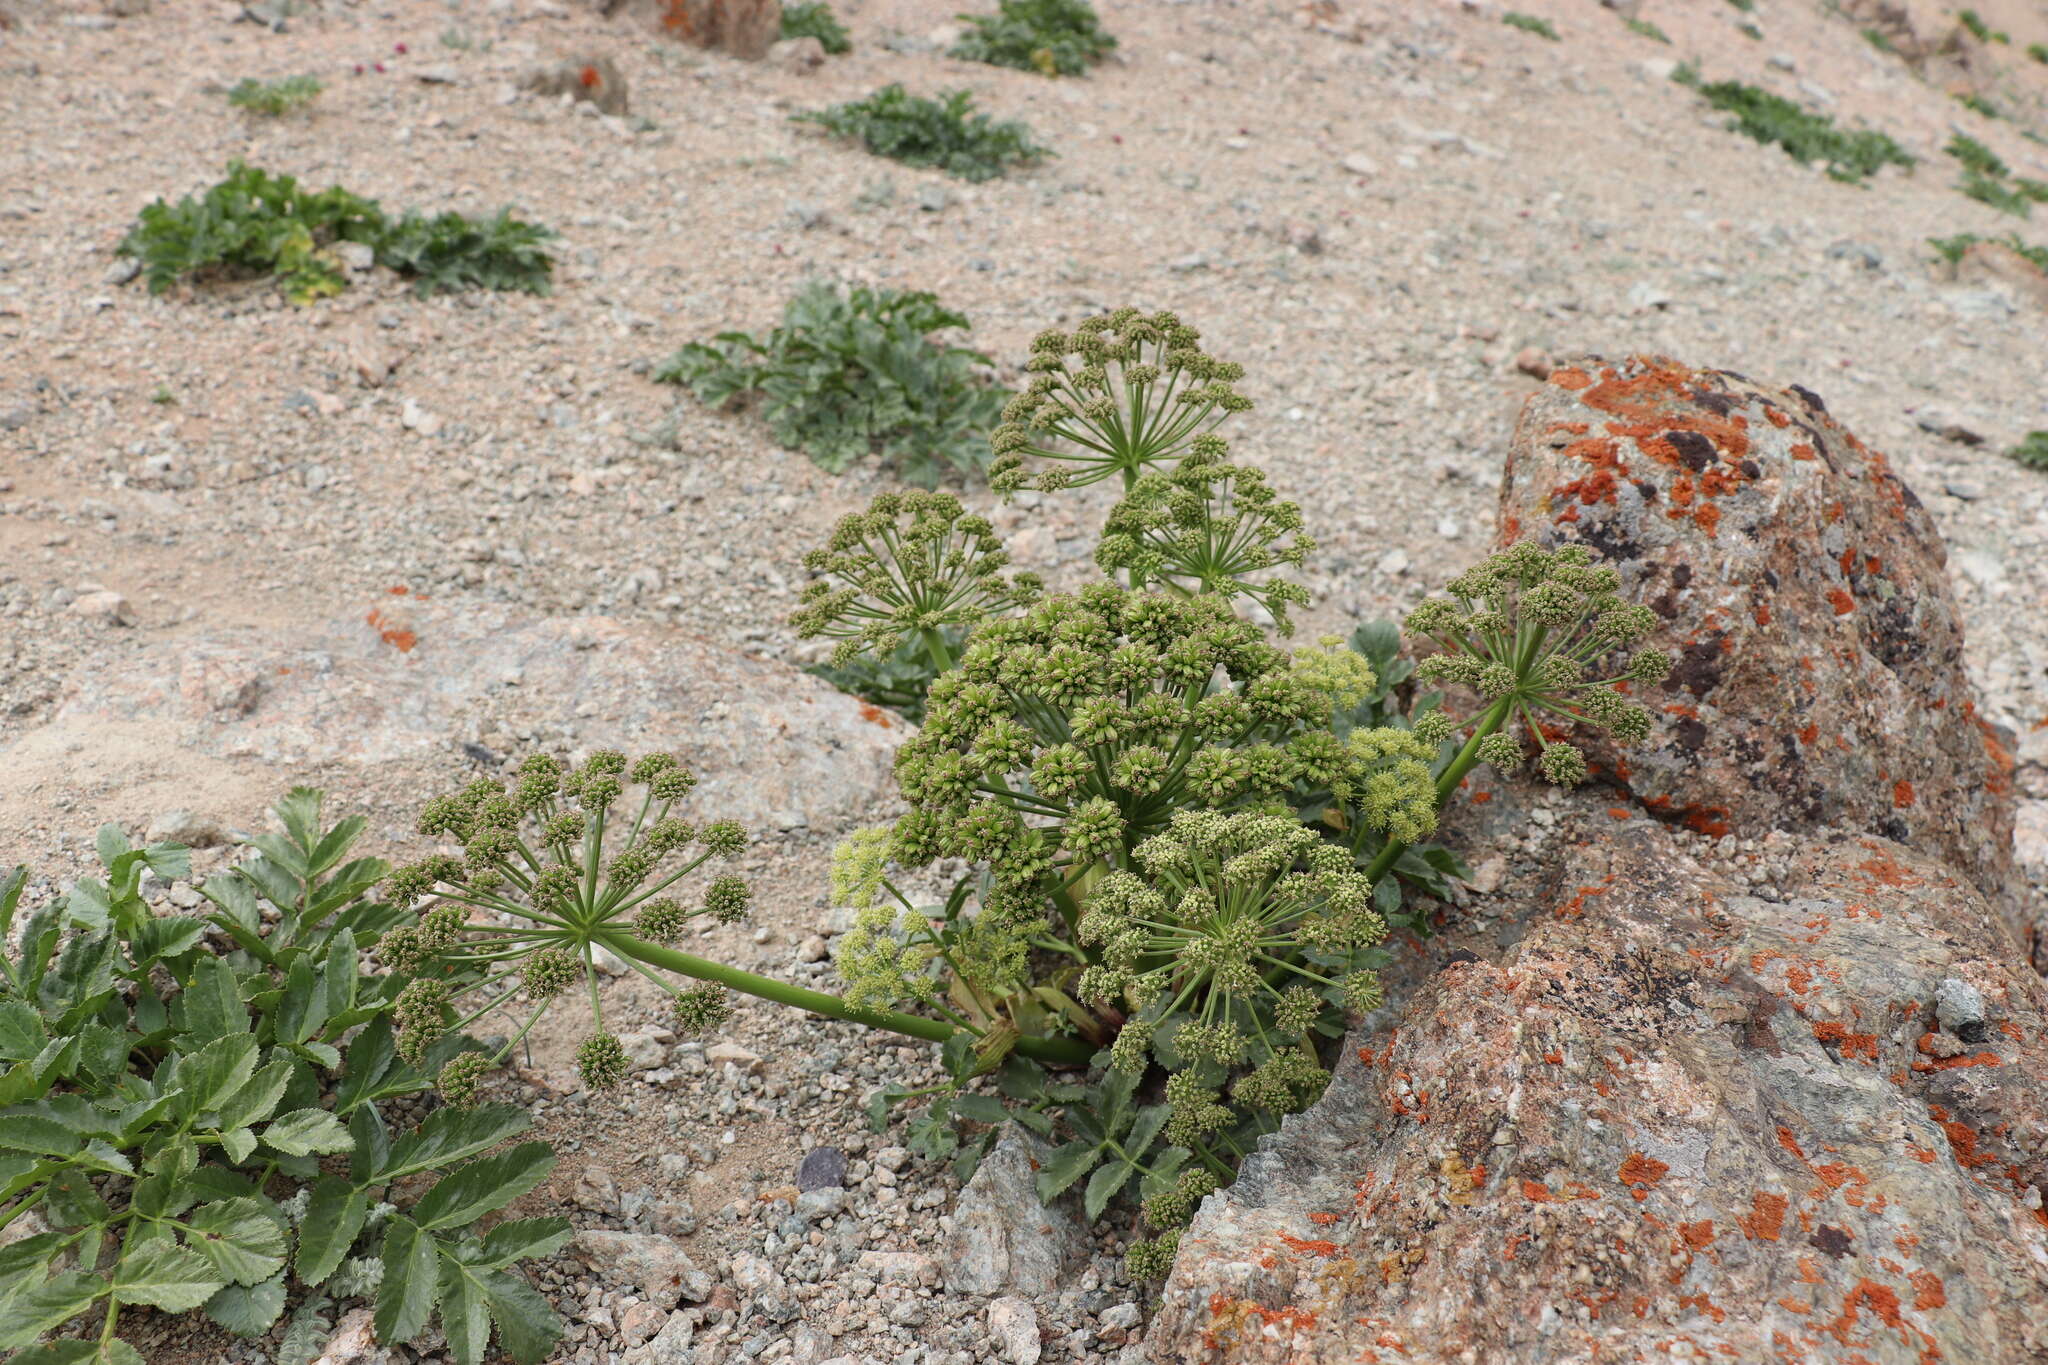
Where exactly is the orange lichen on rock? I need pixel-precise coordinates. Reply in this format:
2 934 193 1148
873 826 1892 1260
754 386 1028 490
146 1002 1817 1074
364 608 417 653
1737 1192 1788 1241
1812 1021 1880 1063
1827 588 1855 615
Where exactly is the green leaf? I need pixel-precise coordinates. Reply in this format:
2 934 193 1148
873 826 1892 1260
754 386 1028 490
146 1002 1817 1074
115 1236 225 1312
1083 1156 1133 1221
373 1218 439 1346
277 1294 334 1365
474 1217 572 1270
174 1032 260 1119
378 1103 530 1182
950 1093 1008 1124
0 1270 104 1353
262 1108 352 1156
1033 1138 1100 1203
336 1016 397 1114
1122 1103 1169 1165
6 1342 100 1365
295 1177 369 1286
436 1248 493 1365
0 865 27 960
474 1265 564 1365
0 1002 44 1062
319 929 359 1025
205 1272 288 1336
348 1102 390 1185
180 956 248 1044
128 915 205 967
219 1126 258 1164
275 955 329 1046
0 1110 84 1157
96 825 134 868
217 1057 292 1132
187 1197 289 1284
412 1142 555 1230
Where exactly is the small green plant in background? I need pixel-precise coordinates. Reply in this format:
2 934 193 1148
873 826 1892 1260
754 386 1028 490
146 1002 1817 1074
1958 9 2008 44
1947 134 2048 218
117 162 554 304
2010 432 2048 470
226 75 324 116
1929 231 2048 271
655 281 1013 486
793 85 1051 182
1674 70 1915 183
1957 92 2002 120
1502 11 1558 40
780 0 851 54
1624 17 1669 43
1724 0 1754 10
2030 42 2048 64
149 384 175 405
0 791 567 1365
1949 133 2009 178
949 0 1117 77
1862 27 1896 54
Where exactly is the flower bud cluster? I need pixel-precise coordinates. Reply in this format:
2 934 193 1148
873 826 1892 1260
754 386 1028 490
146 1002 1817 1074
793 490 1042 667
987 308 1253 494
1405 542 1669 785
1095 446 1314 635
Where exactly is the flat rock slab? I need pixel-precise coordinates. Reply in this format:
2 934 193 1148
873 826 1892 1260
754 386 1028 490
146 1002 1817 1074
36 596 901 831
1148 824 2048 1364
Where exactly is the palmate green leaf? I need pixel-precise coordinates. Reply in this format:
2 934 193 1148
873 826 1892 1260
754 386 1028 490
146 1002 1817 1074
204 1271 288 1336
436 1249 492 1365
434 1244 566 1365
1033 1138 1100 1203
261 1108 352 1156
296 1176 369 1286
185 1196 289 1284
411 1142 555 1231
373 1217 439 1346
473 1262 563 1365
114 1236 225 1312
1082 1155 1133 1221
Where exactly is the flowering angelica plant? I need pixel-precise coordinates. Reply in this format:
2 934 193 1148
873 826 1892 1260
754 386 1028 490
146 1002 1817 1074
988 307 1252 494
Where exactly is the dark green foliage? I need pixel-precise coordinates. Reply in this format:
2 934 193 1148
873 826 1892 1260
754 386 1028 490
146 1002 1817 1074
1957 92 2002 120
1958 9 2007 44
808 628 962 722
2030 42 2048 64
1724 0 1754 10
655 281 1012 485
1502 11 1558 40
1928 232 2048 271
1862 27 1895 54
780 0 851 54
372 210 555 298
792 85 1052 182
1677 76 1914 183
118 163 384 303
949 0 1117 77
2010 432 2048 471
1624 17 1669 43
117 162 553 304
0 792 564 1365
1949 133 2009 178
226 75 324 116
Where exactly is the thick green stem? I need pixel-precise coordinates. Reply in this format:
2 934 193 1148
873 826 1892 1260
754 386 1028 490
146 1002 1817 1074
919 628 956 675
1362 696 1517 886
595 931 1096 1065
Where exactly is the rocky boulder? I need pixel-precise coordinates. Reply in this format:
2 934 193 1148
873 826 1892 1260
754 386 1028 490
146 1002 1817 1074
1146 359 2048 1362
38 596 901 832
1497 355 2016 935
1147 827 2048 1363
518 55 630 115
599 0 780 61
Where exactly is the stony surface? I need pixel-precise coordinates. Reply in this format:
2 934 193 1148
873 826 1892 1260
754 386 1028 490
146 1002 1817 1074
603 0 780 60
34 595 902 832
1498 356 2020 938
518 54 631 115
1147 825 2048 1364
942 1130 1091 1296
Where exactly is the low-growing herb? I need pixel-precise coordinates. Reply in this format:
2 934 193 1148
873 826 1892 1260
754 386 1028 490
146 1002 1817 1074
1929 231 2048 271
2011 432 2048 471
655 281 1011 485
1675 73 1914 183
793 85 1052 182
1623 17 1669 43
117 162 554 304
781 0 851 53
949 0 1117 77
1502 11 1558 40
0 791 566 1365
1958 9 2007 44
226 75 324 116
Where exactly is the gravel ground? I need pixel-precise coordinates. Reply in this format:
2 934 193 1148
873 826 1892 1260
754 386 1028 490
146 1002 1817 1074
4 0 2048 1360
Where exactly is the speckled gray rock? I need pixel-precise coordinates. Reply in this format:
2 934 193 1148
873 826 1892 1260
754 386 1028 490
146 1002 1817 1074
570 1230 712 1308
1495 356 2019 944
1146 825 2048 1363
38 597 902 832
942 1130 1090 1296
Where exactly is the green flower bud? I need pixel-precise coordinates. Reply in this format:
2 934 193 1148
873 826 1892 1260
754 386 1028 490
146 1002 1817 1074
523 948 579 1001
437 1053 492 1110
1477 732 1523 772
703 874 752 924
1538 743 1588 787
673 984 733 1036
576 1033 630 1091
635 898 688 943
1125 1231 1181 1281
